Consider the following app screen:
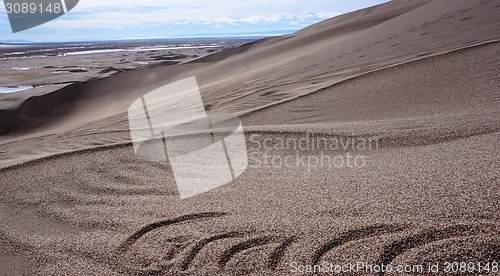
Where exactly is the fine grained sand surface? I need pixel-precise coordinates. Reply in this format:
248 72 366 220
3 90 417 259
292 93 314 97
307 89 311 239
1 0 499 274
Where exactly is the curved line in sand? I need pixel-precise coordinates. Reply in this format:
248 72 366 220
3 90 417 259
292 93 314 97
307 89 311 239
375 223 498 276
311 224 406 266
116 212 227 254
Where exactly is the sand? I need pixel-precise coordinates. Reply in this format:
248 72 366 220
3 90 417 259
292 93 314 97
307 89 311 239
0 0 499 274
0 39 247 111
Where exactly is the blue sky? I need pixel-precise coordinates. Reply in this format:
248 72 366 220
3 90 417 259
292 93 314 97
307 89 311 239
0 0 388 42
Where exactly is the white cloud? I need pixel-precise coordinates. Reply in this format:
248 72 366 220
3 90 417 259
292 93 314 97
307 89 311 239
0 0 389 41
36 0 344 30
239 12 340 25
173 12 341 28
44 10 339 30
2 0 370 33
213 17 239 25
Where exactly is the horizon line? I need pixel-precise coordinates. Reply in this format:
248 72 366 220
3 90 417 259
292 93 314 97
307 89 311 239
0 32 295 44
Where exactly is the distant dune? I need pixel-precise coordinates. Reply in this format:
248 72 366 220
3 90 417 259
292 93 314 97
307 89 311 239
0 0 499 274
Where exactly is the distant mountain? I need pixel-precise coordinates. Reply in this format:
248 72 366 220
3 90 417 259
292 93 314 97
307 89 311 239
0 39 36 45
0 29 298 45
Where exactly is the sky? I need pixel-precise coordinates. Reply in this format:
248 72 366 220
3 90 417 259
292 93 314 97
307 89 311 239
0 0 388 42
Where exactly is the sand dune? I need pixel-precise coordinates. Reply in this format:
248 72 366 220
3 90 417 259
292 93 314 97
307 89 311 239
0 0 499 274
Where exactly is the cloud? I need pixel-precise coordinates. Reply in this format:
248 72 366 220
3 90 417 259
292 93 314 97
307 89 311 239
31 0 344 30
175 12 340 28
0 0 388 41
43 9 340 30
